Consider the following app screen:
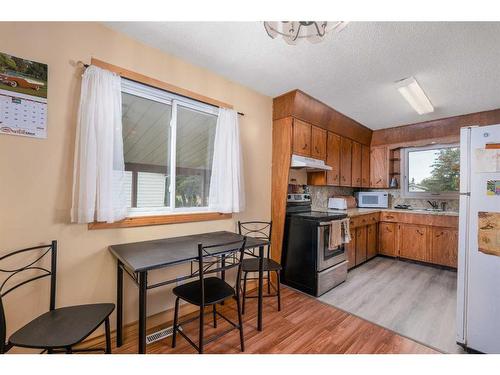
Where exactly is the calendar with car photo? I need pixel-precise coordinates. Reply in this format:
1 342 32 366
0 52 48 138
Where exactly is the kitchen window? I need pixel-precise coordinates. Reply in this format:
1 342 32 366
401 144 460 198
121 79 218 217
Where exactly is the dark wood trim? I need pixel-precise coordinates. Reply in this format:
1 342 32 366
371 108 500 147
270 117 293 269
88 212 232 230
91 58 233 110
273 90 372 146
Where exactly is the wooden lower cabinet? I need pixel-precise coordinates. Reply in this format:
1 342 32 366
346 216 379 270
378 222 397 256
378 218 458 268
355 226 367 265
398 224 428 262
430 227 458 268
366 224 378 259
346 227 356 270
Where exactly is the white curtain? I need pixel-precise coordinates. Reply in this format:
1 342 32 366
208 108 245 213
71 65 128 223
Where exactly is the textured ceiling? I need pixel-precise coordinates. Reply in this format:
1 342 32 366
106 22 500 130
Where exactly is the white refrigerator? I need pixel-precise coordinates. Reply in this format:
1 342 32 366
457 125 500 353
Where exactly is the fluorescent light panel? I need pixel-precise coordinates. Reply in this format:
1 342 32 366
396 76 434 115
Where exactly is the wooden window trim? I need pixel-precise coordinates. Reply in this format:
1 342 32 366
90 58 233 110
85 58 234 230
88 212 232 230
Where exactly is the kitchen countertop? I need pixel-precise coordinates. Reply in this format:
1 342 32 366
315 207 459 217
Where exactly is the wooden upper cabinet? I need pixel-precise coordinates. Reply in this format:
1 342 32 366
361 145 370 187
399 224 428 262
430 227 458 268
340 137 352 187
292 119 312 157
351 142 362 187
311 126 327 160
370 146 389 188
326 132 341 186
379 222 397 257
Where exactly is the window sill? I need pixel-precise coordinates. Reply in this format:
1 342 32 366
88 212 232 230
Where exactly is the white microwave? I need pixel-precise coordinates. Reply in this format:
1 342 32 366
355 192 389 208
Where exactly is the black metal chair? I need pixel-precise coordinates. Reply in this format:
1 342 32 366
238 221 281 314
171 238 247 354
0 241 114 354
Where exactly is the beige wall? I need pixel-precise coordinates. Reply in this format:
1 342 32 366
0 22 272 348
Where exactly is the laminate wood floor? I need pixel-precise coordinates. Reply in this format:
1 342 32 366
81 286 436 354
319 257 464 354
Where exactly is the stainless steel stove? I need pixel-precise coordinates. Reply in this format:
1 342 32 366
281 202 348 296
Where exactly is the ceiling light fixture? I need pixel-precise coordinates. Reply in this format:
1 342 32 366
263 21 349 45
396 76 434 115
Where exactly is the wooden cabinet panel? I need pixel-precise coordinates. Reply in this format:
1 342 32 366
355 226 367 265
430 227 458 268
311 126 327 160
293 119 312 157
349 213 380 229
340 137 352 186
361 145 370 187
351 141 362 187
367 224 378 260
370 146 389 188
326 132 341 186
379 222 397 257
379 211 458 227
399 224 428 262
346 227 356 270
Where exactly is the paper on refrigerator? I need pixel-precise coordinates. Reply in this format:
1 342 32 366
474 149 500 172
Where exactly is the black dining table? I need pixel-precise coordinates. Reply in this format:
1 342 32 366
108 230 269 354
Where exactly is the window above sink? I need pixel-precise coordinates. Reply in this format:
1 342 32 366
401 143 460 199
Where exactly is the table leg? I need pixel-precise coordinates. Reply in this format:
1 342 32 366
258 245 264 331
221 254 226 305
138 271 147 354
116 260 123 347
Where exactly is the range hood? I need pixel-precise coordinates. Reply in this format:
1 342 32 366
290 154 332 171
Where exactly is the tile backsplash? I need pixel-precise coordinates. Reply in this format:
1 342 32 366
309 185 459 211
290 169 459 212
309 186 355 210
367 189 459 211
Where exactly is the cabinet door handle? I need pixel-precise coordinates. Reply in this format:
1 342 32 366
386 215 394 219
436 232 444 238
302 144 308 150
416 230 424 236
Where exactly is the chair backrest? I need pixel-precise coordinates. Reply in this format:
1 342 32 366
238 221 272 257
0 240 57 353
196 237 247 306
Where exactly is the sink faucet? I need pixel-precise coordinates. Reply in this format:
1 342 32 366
427 200 439 210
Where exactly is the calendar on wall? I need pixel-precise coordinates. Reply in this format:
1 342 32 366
0 52 48 139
